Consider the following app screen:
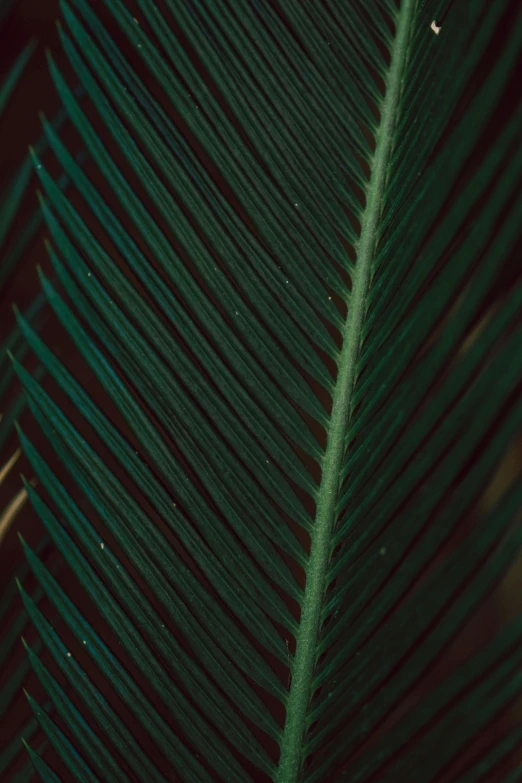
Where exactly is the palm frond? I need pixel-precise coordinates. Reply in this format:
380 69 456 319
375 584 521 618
10 0 522 781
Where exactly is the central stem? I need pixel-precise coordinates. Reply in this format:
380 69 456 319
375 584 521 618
276 4 416 781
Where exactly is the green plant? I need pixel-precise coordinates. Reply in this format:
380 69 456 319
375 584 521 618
6 0 522 780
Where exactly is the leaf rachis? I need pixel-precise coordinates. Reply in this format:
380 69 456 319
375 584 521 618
277 2 417 780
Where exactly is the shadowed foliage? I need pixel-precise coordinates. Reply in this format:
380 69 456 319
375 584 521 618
3 0 522 781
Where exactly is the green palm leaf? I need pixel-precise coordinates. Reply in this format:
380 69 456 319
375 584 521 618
10 0 522 780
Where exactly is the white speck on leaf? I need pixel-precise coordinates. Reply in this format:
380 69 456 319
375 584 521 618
431 20 441 34
100 542 104 550
67 652 71 657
